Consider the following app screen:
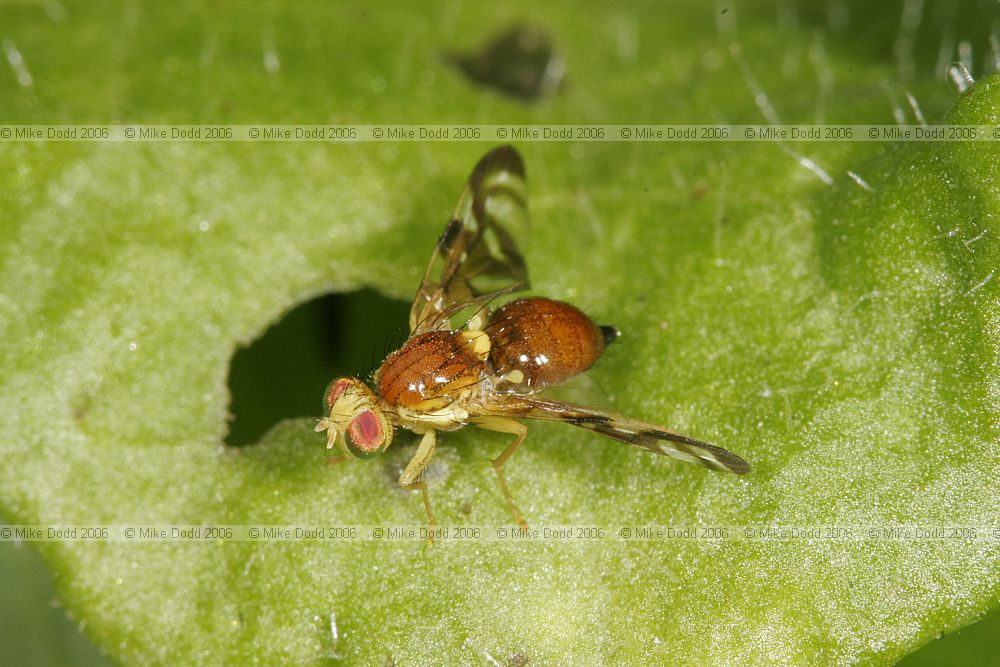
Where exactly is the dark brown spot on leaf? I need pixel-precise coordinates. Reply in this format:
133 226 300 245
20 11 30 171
508 650 531 667
446 25 564 101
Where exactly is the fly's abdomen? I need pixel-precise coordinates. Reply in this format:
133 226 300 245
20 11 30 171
377 331 484 409
487 297 615 391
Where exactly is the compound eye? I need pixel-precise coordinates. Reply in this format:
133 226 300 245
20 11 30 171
324 379 352 410
347 410 385 457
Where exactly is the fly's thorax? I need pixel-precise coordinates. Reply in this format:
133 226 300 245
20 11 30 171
315 377 394 458
487 297 611 391
376 330 490 410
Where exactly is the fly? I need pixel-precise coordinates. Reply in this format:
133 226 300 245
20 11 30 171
316 146 750 534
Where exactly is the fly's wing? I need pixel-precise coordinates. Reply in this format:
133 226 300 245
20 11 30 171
480 394 751 475
409 146 530 335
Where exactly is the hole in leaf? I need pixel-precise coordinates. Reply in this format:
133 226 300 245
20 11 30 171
225 289 410 447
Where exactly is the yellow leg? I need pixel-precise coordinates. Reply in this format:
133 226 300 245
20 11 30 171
472 416 529 528
399 430 438 543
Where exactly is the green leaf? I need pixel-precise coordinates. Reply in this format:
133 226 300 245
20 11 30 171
1 2 998 664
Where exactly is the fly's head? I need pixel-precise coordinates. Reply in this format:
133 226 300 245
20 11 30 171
315 378 394 458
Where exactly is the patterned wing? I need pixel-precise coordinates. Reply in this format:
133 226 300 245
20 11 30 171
409 146 530 335
479 394 751 474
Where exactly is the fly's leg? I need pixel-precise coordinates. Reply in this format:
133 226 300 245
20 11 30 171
399 429 438 543
472 416 529 529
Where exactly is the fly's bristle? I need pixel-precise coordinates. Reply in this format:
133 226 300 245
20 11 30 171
600 325 620 347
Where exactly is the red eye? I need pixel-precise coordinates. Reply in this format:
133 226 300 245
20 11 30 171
348 410 384 453
325 379 352 409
